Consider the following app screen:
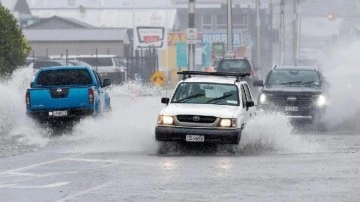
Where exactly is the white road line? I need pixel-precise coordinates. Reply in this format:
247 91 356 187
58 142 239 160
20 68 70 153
11 182 70 189
0 155 79 174
0 184 17 188
65 157 118 163
0 156 119 176
3 171 49 177
1 155 151 176
56 182 113 202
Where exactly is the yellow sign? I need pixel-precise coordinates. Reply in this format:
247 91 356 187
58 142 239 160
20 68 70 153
150 71 166 86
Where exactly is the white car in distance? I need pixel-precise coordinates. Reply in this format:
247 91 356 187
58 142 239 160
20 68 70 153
68 55 127 84
155 71 256 145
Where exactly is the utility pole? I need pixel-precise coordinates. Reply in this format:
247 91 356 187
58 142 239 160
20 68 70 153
292 0 301 65
188 0 196 71
256 0 261 67
279 0 285 65
227 0 233 51
294 0 301 65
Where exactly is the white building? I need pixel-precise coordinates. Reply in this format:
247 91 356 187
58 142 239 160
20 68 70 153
26 0 179 30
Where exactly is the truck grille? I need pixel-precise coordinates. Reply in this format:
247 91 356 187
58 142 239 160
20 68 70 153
268 94 314 107
176 115 217 123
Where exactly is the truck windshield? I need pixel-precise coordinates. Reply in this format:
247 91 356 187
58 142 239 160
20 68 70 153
171 82 239 106
36 69 93 86
217 59 251 74
267 69 321 87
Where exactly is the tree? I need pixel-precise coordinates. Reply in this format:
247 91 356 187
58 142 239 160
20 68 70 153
0 4 31 77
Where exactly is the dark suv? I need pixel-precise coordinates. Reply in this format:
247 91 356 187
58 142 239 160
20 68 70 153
216 58 259 97
253 65 327 122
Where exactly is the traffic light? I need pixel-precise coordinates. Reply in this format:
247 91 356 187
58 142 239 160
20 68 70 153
327 13 335 21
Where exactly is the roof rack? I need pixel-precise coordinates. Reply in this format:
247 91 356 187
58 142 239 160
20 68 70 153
177 71 250 82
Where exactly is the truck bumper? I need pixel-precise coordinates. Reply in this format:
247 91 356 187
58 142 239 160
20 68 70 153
257 105 326 120
155 126 241 144
27 108 94 121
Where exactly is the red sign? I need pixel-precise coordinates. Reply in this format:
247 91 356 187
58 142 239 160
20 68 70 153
143 36 160 43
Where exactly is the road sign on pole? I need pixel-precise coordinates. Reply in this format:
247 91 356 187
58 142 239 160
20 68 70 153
186 28 197 44
150 71 166 86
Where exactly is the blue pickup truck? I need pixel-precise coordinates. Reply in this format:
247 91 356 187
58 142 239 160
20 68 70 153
26 66 111 125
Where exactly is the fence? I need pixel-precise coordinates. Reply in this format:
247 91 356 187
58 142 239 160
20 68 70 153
124 45 158 83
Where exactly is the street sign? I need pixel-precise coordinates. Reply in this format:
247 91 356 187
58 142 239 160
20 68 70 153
186 39 197 44
135 26 166 49
150 71 166 86
143 35 160 43
186 28 197 44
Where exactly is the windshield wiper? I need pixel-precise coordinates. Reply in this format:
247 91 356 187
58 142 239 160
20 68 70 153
302 80 318 86
176 93 205 103
280 81 303 85
206 94 233 104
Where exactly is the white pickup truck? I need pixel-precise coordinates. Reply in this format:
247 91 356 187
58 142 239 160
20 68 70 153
155 71 256 145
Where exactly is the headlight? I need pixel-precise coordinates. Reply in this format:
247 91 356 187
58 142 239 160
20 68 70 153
259 93 267 104
157 115 174 125
317 95 327 107
219 118 237 127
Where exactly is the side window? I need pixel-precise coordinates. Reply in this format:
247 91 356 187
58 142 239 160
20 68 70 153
240 85 246 108
171 83 190 102
244 84 252 101
93 70 102 86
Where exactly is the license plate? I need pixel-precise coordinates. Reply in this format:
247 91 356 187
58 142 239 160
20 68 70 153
50 110 68 117
285 106 298 112
186 135 205 142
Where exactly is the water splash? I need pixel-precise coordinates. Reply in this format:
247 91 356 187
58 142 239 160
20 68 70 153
321 40 360 133
0 68 49 157
240 112 322 154
61 81 165 154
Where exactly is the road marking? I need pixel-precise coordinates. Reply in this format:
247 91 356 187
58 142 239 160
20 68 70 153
56 182 113 202
0 156 78 175
1 182 70 189
0 184 17 188
3 171 50 177
0 156 118 176
65 157 118 163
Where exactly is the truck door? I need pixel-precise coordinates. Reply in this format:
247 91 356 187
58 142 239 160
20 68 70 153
240 84 248 127
93 70 106 112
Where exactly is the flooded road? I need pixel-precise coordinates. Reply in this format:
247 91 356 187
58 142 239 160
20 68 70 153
0 68 360 201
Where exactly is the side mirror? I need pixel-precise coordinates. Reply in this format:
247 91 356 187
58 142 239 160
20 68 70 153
246 101 255 108
102 79 111 87
30 82 34 88
161 97 170 104
253 80 264 87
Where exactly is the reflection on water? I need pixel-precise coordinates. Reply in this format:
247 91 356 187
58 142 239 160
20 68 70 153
160 158 178 170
